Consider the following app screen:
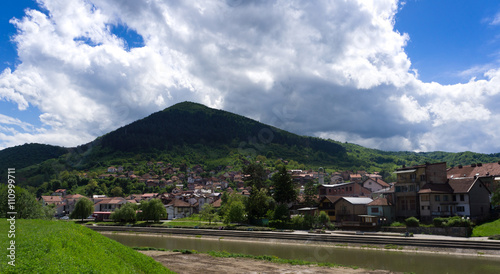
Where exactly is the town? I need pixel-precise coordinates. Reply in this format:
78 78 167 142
39 159 500 232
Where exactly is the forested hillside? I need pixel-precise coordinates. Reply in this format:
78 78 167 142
1 102 500 190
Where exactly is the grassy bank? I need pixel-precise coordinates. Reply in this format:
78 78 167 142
133 247 358 269
472 218 500 237
0 219 174 273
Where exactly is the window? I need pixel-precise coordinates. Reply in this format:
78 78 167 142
371 207 379 213
456 206 465 212
395 186 401 192
421 206 425 210
421 195 429 201
409 199 416 210
435 195 440 202
460 194 465 201
443 195 448 202
328 211 335 216
420 174 426 181
399 199 407 211
452 195 456 202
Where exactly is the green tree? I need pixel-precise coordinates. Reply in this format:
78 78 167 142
246 187 272 221
70 197 94 221
224 200 246 224
200 203 216 225
272 203 290 221
243 162 267 190
0 185 50 219
110 203 137 223
110 186 124 197
318 211 330 227
140 199 167 222
272 165 297 205
304 181 317 207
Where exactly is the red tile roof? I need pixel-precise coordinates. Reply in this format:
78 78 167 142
447 162 500 178
40 196 63 203
368 197 392 206
167 199 193 207
418 183 453 194
211 199 222 208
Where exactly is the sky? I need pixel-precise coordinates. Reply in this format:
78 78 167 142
1 0 500 154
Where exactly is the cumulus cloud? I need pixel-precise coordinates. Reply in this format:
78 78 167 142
0 0 500 153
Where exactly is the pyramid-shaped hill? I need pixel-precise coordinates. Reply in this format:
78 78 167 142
97 101 346 159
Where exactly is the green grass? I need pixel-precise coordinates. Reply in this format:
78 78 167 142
384 244 403 250
0 219 174 273
471 219 500 237
206 250 358 269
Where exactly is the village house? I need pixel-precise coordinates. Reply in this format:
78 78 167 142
393 162 448 220
318 182 372 198
93 197 128 212
51 189 67 196
62 194 86 216
367 197 394 224
332 197 373 223
362 178 390 193
166 199 196 219
318 196 342 222
40 195 65 216
447 161 500 194
448 177 491 220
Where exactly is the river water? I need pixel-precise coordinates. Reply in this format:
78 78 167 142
104 232 500 274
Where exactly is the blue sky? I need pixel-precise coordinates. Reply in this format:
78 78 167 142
395 0 500 84
1 0 500 153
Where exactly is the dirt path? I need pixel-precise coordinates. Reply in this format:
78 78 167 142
139 251 398 274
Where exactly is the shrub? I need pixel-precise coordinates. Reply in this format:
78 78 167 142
433 216 473 228
445 216 472 227
433 217 445 227
269 219 287 229
405 217 420 227
390 221 405 227
290 215 307 230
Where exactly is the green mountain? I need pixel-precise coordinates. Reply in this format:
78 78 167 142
0 143 68 171
69 101 347 169
1 101 500 188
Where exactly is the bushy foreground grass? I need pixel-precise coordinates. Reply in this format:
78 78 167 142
0 219 174 273
472 218 500 237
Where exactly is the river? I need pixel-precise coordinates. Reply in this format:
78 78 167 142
103 232 500 274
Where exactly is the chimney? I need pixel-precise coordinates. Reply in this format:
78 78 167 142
471 163 476 167
458 165 462 169
477 163 482 167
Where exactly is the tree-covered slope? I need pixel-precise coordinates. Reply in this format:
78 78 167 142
99 102 345 155
0 143 68 171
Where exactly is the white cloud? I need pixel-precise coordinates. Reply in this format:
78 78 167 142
0 0 500 153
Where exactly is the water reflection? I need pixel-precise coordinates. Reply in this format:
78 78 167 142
104 233 500 274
